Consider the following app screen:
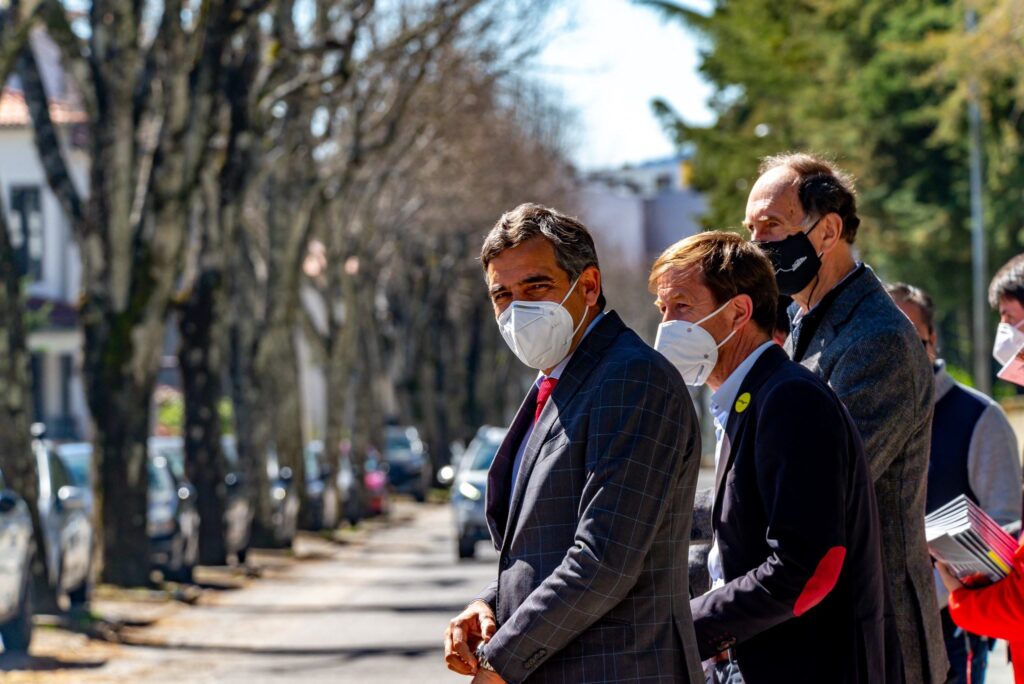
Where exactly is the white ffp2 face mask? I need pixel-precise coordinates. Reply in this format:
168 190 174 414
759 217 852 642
993 321 1024 367
497 278 587 370
654 299 737 386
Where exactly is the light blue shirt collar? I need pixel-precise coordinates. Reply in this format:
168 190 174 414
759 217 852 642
709 340 776 428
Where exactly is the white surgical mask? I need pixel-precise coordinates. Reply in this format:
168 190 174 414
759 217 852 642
497 278 587 370
654 299 737 386
993 320 1024 367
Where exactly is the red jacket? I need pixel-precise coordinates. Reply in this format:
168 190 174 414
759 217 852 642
948 538 1024 684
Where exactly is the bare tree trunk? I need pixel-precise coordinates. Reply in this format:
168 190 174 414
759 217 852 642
228 242 275 547
179 269 228 565
0 192 59 612
0 0 57 610
84 320 154 586
253 319 306 532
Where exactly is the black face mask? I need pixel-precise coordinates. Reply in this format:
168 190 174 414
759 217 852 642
754 220 822 296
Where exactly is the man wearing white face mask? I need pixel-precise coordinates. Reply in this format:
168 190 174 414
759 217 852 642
444 203 704 684
651 231 890 683
990 254 1024 374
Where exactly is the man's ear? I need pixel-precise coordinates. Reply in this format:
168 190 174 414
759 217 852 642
581 266 601 307
817 213 845 253
731 294 754 330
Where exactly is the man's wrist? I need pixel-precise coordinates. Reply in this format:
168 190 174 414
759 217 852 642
475 642 496 672
470 598 493 612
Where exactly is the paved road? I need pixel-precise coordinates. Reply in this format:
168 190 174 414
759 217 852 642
14 502 493 683
8 495 1014 683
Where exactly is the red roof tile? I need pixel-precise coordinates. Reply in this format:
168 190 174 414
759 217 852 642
0 89 86 128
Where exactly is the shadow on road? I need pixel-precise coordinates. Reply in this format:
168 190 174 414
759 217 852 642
0 653 107 672
121 640 438 662
184 601 468 615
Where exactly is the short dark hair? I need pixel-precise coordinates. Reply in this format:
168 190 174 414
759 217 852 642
759 152 861 243
649 231 778 333
989 254 1024 309
480 203 605 308
886 282 935 332
775 295 792 337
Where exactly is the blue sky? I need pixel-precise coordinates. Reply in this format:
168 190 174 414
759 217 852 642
532 0 714 170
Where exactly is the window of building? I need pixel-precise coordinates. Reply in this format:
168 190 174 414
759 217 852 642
30 352 44 424
60 353 73 417
9 186 43 281
655 174 672 193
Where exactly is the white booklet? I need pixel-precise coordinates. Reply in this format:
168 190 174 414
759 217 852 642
925 494 1017 585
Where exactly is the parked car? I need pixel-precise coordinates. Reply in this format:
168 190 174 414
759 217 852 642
57 441 200 582
0 468 34 653
148 436 253 564
218 436 254 563
451 426 506 559
53 443 94 511
382 426 432 502
33 439 93 606
146 450 200 583
264 444 300 547
363 450 391 517
304 441 340 531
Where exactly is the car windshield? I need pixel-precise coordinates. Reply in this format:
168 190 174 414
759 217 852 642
152 441 185 481
465 434 503 472
148 458 175 503
305 445 321 480
386 434 411 451
221 437 239 467
385 429 420 461
57 444 92 487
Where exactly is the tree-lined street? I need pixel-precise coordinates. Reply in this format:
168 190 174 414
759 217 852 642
8 502 492 683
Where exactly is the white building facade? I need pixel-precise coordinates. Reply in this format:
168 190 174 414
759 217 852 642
0 35 91 439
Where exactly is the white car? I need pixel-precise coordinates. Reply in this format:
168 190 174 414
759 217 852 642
0 468 35 652
35 441 93 607
451 427 506 559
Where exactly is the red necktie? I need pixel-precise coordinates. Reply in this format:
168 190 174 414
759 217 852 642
535 377 558 423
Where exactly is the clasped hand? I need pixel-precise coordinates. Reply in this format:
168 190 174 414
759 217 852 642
444 600 504 682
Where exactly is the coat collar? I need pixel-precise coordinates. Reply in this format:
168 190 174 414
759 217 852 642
933 360 955 403
791 264 885 361
486 310 628 548
712 344 789 523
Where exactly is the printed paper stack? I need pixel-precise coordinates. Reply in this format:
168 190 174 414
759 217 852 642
925 494 1017 584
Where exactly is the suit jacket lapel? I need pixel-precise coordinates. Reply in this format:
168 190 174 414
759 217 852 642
485 385 538 548
712 345 788 523
502 311 627 546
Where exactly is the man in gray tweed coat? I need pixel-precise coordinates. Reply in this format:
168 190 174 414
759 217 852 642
745 153 947 684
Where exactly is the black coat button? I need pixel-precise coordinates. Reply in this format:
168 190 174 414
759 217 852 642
500 556 510 570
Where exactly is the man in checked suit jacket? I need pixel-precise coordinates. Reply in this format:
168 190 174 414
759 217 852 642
444 203 704 684
653 231 889 683
747 153 946 683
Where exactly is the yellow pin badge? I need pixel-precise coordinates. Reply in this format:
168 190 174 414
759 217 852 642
734 392 751 414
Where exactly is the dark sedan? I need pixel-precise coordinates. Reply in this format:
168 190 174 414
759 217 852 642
150 436 253 565
58 442 200 583
383 426 432 502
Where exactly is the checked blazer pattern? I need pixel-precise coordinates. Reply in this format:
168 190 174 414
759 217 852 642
475 311 704 684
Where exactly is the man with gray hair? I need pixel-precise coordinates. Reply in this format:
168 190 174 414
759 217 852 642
443 203 704 683
746 153 947 683
889 281 1021 684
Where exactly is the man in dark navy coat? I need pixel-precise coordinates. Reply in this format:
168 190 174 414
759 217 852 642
649 231 892 683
